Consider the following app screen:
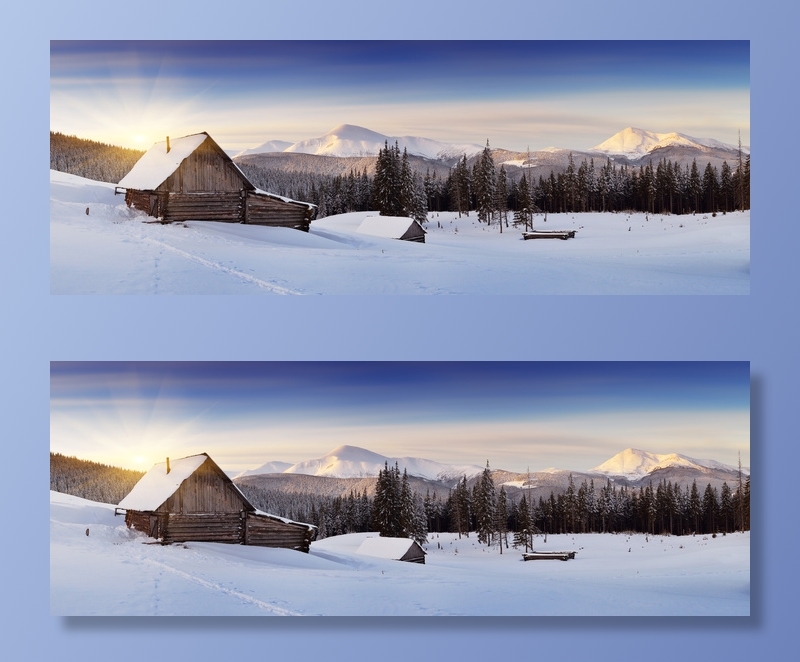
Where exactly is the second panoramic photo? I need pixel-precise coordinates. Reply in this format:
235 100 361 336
50 361 750 616
50 40 750 294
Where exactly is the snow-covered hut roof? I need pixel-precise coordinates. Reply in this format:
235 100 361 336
118 134 211 190
356 537 425 560
356 216 425 239
253 188 316 211
118 454 212 511
117 453 316 531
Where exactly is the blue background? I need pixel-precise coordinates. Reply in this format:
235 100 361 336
6 1 796 659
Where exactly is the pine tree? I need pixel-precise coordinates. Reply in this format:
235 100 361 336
475 461 497 545
495 165 508 231
514 494 533 552
475 140 497 224
513 173 532 230
495 486 508 553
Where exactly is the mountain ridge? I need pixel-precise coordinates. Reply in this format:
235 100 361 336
236 444 747 486
235 123 748 165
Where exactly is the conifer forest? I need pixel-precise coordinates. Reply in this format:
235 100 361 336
52 454 750 547
51 133 750 224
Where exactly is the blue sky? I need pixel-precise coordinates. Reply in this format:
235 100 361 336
50 41 750 153
50 362 750 474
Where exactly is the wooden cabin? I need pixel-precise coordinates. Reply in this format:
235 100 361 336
356 216 426 243
116 132 316 230
117 453 315 552
355 537 426 564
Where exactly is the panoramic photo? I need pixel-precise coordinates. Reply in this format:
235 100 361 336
50 361 751 616
50 40 750 294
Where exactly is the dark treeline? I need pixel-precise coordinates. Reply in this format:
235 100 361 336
240 146 751 223
50 133 750 222
50 453 145 505
50 132 145 184
241 162 374 219
239 462 751 547
51 453 750 545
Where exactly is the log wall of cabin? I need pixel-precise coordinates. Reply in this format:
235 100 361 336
126 511 168 539
162 512 244 544
163 191 243 222
244 513 314 552
245 193 313 231
159 140 248 193
126 190 167 218
160 461 250 514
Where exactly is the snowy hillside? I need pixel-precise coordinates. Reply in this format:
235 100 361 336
276 445 484 481
590 127 747 158
50 170 750 295
590 448 748 480
50 490 750 616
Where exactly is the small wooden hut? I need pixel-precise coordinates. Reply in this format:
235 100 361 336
117 453 315 552
355 537 426 564
356 216 426 243
116 132 315 230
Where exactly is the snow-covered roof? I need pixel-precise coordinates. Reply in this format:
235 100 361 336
118 133 212 190
356 537 423 560
356 216 424 239
253 509 316 531
253 188 316 210
118 454 211 511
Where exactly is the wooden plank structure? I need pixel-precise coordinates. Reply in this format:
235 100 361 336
356 216 426 243
116 132 316 230
522 230 577 240
117 453 315 552
522 550 577 561
356 537 426 564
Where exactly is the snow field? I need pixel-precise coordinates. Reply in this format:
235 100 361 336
51 491 749 616
50 170 749 294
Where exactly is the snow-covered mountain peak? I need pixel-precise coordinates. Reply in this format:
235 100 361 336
241 444 484 482
326 124 387 142
283 124 393 157
589 447 742 480
244 124 484 160
590 127 743 158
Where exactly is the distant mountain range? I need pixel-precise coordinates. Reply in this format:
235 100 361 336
233 125 749 179
235 444 485 483
235 123 485 161
237 124 748 162
233 445 748 498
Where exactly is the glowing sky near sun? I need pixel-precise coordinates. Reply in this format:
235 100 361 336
49 41 750 153
50 362 750 474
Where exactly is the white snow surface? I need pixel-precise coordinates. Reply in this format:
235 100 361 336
356 536 421 560
50 169 750 294
117 134 208 190
269 444 485 481
51 490 750 616
118 455 208 511
590 448 748 480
